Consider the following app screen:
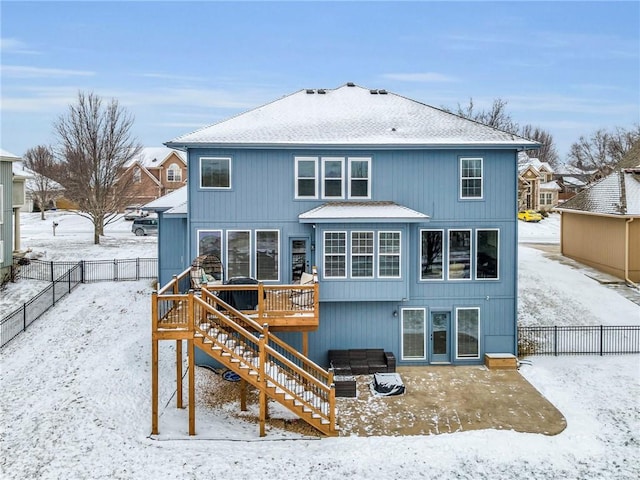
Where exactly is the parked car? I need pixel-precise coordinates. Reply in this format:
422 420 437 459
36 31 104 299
132 217 158 236
124 205 147 221
518 210 542 222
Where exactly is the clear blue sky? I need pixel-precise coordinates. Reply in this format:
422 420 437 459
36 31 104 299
2 1 638 162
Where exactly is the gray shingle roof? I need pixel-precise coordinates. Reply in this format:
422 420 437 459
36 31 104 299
166 84 539 149
557 169 640 216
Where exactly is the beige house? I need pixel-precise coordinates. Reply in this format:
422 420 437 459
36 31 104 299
556 164 640 283
122 147 187 207
518 153 560 211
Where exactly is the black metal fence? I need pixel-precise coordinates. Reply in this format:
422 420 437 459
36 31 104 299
518 325 640 356
15 258 157 283
1 258 158 349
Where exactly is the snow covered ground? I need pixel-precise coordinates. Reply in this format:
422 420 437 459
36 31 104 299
1 211 639 479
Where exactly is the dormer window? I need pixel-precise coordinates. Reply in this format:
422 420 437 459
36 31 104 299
167 163 182 182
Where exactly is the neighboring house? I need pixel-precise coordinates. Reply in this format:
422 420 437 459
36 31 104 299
122 147 187 207
556 146 640 283
554 174 588 203
160 83 539 368
12 161 64 213
518 152 559 211
1 149 27 281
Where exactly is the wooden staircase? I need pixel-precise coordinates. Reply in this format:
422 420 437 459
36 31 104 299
151 271 337 437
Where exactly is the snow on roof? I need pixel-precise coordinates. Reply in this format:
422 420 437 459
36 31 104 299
518 152 553 173
143 186 187 211
557 170 640 216
561 176 587 187
540 181 561 191
125 147 186 168
1 148 20 161
167 84 540 149
299 201 429 223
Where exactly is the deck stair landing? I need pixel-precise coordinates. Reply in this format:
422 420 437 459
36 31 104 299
151 268 336 437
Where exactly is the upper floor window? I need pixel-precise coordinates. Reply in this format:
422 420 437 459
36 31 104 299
378 231 401 278
351 231 374 278
133 168 141 184
295 157 318 198
295 156 372 199
167 163 182 182
322 157 344 198
227 230 251 278
448 230 471 280
476 229 499 280
324 231 347 278
201 157 231 189
420 229 443 280
348 157 370 198
460 157 483 199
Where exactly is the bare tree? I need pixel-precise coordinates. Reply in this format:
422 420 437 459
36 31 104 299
520 124 560 169
53 92 142 244
22 145 62 220
452 97 520 133
567 125 639 178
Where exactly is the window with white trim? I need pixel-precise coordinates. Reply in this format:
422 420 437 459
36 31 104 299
324 231 346 278
201 157 231 189
420 229 444 280
0 184 3 224
456 307 480 359
378 231 401 278
295 156 318 198
227 230 251 278
322 157 344 198
348 157 370 198
133 168 141 184
197 230 222 261
401 308 426 360
460 157 483 199
448 230 471 280
351 231 374 278
0 240 3 263
256 230 279 281
476 229 499 280
167 163 182 182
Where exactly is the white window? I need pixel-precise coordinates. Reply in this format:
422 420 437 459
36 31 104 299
197 230 223 260
256 230 279 281
322 157 344 198
323 231 346 278
0 239 3 263
295 156 318 198
448 230 471 280
420 229 444 280
460 157 483 199
133 168 141 184
167 163 182 182
476 229 499 280
456 307 480 359
401 308 426 360
201 157 231 189
348 157 371 198
378 231 401 278
350 231 374 278
227 230 251 278
0 184 3 224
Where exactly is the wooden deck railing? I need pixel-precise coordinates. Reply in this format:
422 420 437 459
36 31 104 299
151 267 336 436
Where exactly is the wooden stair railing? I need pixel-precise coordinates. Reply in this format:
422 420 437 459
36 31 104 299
152 280 336 437
192 292 337 436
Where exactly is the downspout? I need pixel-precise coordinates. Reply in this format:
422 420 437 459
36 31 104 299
625 218 637 287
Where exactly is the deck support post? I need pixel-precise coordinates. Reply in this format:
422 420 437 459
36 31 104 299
188 338 195 435
151 338 159 435
258 333 266 437
240 378 247 411
302 332 308 357
176 340 183 409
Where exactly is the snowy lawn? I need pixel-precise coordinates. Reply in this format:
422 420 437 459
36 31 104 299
1 210 639 479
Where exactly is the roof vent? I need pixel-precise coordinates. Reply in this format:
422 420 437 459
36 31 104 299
306 89 315 94
317 89 326 94
347 82 355 87
370 89 378 94
378 89 388 95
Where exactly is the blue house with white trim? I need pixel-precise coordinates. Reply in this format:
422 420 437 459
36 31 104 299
160 83 538 368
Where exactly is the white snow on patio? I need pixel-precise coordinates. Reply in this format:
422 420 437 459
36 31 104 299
1 211 638 479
